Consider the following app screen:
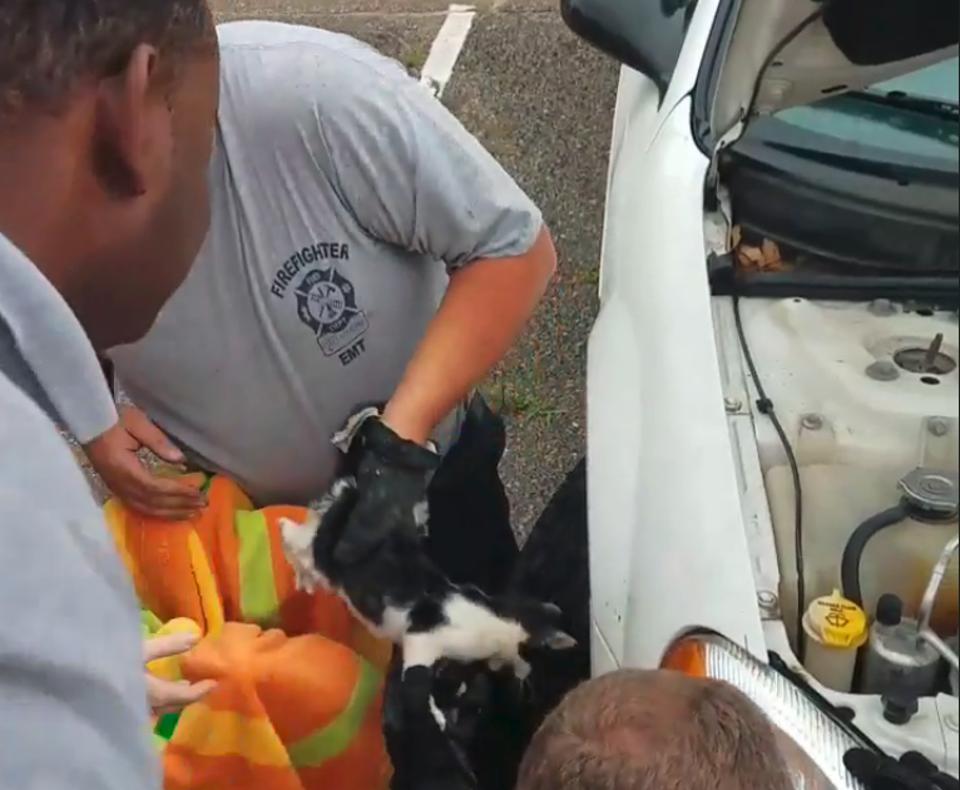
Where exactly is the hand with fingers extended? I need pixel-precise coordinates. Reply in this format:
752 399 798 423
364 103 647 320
84 405 207 520
384 655 491 790
144 633 217 717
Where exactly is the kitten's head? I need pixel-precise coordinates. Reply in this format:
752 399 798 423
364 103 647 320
279 477 359 592
498 597 577 654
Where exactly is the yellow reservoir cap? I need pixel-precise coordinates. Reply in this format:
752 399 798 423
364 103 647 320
803 589 868 649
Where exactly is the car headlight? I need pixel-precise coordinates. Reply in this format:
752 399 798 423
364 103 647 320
662 634 865 789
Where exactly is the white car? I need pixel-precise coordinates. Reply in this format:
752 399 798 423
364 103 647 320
563 0 959 784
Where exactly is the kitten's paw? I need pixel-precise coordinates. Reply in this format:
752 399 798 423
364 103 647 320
513 658 532 682
279 515 324 593
488 656 531 681
402 634 442 671
412 498 430 538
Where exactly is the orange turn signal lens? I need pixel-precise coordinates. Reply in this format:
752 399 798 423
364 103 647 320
661 637 707 677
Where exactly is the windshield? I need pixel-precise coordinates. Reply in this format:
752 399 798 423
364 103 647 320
773 59 960 171
723 57 960 279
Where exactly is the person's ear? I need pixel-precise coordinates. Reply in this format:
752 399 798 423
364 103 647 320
93 44 173 199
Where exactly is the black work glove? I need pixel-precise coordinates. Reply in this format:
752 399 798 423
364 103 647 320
384 654 489 790
845 747 960 790
329 407 440 564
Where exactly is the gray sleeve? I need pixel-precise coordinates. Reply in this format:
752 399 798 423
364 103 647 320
314 73 543 269
0 383 158 789
0 236 117 443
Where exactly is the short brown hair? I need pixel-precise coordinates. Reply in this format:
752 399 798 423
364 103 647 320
517 669 793 790
0 0 215 115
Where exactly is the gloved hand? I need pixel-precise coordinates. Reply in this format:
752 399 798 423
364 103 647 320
328 407 440 564
384 654 489 790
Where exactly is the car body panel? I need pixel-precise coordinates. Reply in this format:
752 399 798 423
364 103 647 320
587 96 766 668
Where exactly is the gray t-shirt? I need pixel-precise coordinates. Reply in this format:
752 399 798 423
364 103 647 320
109 21 542 506
0 234 157 788
0 238 116 444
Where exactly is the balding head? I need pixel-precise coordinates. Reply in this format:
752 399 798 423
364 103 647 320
517 669 793 790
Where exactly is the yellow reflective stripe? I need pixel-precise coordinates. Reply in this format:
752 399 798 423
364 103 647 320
287 659 381 768
104 499 146 593
141 609 163 639
186 532 225 636
235 511 281 626
152 730 168 753
170 703 291 767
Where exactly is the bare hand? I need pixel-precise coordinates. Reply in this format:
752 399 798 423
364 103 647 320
84 405 206 519
144 633 217 717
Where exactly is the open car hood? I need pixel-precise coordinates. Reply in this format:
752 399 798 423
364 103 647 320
707 0 960 138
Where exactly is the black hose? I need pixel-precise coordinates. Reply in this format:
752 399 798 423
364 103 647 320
733 296 806 661
841 503 910 607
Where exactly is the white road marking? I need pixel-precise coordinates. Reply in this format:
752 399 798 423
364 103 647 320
419 4 476 99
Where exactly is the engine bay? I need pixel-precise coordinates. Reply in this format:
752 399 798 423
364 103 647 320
740 297 959 695
707 118 959 769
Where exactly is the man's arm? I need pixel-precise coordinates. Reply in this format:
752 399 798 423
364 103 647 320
298 51 556 563
0 380 160 789
314 60 556 444
383 227 556 444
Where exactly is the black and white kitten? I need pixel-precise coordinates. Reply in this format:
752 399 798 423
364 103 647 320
280 478 576 680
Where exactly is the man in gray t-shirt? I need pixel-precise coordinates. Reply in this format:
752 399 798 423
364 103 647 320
84 21 556 592
0 2 219 785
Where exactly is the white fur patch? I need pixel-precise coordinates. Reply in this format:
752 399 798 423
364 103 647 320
281 484 548 681
402 594 530 679
428 695 447 731
380 605 413 642
344 601 411 644
513 657 532 681
412 498 430 536
281 478 358 593
281 527 412 645
279 513 327 593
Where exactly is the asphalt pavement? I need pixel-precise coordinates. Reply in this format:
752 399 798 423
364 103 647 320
444 10 617 533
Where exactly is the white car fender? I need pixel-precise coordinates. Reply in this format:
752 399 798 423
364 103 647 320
587 97 766 671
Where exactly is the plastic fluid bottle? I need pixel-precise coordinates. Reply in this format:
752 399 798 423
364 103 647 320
802 589 869 692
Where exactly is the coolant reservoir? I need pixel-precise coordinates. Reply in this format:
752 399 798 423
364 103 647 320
767 465 960 644
802 590 868 692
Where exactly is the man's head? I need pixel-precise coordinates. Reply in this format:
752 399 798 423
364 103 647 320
0 1 218 349
517 669 793 790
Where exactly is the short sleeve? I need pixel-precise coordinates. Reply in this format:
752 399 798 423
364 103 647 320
314 73 543 269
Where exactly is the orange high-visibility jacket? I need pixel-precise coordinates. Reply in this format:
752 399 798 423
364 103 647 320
106 474 393 790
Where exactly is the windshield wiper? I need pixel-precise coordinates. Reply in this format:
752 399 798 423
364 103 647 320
852 90 960 122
